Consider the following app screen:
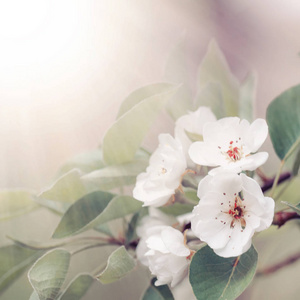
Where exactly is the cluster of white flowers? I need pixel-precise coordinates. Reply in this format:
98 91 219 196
133 107 275 288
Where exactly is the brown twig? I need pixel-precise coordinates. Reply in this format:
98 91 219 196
257 252 300 275
272 211 300 227
261 172 291 192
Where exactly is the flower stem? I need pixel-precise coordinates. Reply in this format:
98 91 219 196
270 160 285 197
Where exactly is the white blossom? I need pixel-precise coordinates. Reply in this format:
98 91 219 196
174 106 217 166
191 172 274 257
188 117 269 174
133 133 187 207
144 226 191 287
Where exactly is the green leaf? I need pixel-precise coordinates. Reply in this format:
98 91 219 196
281 201 300 215
0 189 37 221
97 246 136 284
239 72 256 122
292 148 300 176
103 84 178 165
267 84 300 160
29 291 40 300
142 278 174 300
194 82 226 119
117 83 174 119
197 40 239 116
189 245 257 300
0 245 41 295
59 274 94 300
57 149 105 177
28 249 71 300
159 203 194 217
52 192 142 239
82 159 148 191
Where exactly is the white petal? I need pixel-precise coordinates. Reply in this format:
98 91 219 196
246 118 268 152
189 142 223 166
240 152 269 171
161 227 190 256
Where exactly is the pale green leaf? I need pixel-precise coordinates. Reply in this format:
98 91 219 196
0 189 37 221
28 249 71 300
267 84 300 160
189 245 257 300
52 192 142 239
117 83 174 119
281 201 300 215
197 40 239 116
57 149 105 177
194 82 225 119
0 245 41 295
103 85 178 165
239 72 256 122
159 203 194 217
59 274 94 300
82 159 148 191
292 147 300 176
29 291 40 300
142 278 174 300
97 246 136 284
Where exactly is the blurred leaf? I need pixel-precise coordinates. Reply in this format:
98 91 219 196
97 246 136 284
194 82 226 119
142 278 174 300
182 187 199 203
125 207 148 245
29 291 40 300
38 169 88 205
0 189 37 221
267 84 300 160
103 85 178 165
52 192 142 239
0 245 41 295
189 245 257 300
184 130 203 143
82 159 148 191
28 249 71 300
197 40 239 116
160 203 194 217
59 274 94 300
239 72 256 122
57 149 105 177
281 201 300 215
117 83 174 119
292 148 300 176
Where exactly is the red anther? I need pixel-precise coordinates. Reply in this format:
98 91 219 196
230 141 233 145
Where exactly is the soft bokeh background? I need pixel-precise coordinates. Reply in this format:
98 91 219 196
1 1 300 299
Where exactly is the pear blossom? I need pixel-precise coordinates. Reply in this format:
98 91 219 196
174 106 217 166
191 172 274 257
144 226 191 287
133 133 187 207
188 117 269 174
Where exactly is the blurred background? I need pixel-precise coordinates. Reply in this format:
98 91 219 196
1 0 300 299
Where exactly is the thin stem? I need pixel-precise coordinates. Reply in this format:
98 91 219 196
71 242 108 256
257 251 300 276
270 160 285 197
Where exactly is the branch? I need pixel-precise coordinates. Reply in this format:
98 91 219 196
272 211 300 227
261 172 291 192
257 252 300 275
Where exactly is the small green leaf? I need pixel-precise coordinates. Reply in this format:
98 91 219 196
82 159 148 191
281 201 300 215
28 249 71 300
239 72 256 122
194 82 226 119
56 149 105 177
142 278 174 300
117 83 174 119
189 245 257 300
103 85 178 165
52 191 115 239
197 40 239 116
184 130 203 143
97 246 136 284
0 189 37 221
29 291 40 300
59 274 94 300
267 84 300 160
0 245 41 295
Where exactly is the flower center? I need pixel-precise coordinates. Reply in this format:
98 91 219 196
226 140 243 161
228 194 246 230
